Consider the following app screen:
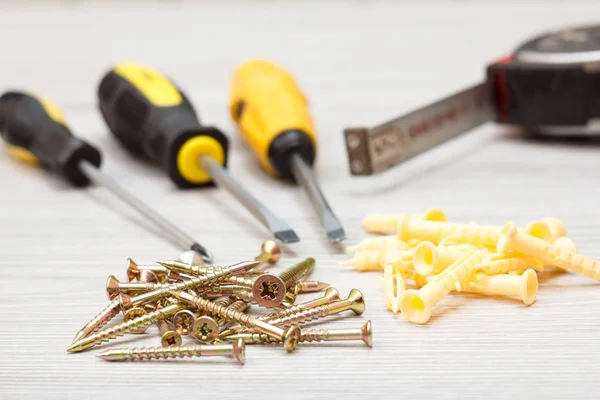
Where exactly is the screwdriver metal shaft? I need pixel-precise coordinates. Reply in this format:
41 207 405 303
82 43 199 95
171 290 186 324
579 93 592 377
289 154 345 243
199 155 299 244
79 160 213 262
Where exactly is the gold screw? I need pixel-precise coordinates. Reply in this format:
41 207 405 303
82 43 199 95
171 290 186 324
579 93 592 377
268 289 365 326
251 257 316 308
192 316 219 343
170 291 301 352
123 308 148 334
71 299 121 343
255 240 281 265
114 260 259 312
67 303 186 353
96 338 246 365
263 287 341 322
300 320 372 347
292 281 330 293
223 320 373 347
156 261 263 301
172 310 196 335
126 258 170 282
219 287 341 338
157 320 182 347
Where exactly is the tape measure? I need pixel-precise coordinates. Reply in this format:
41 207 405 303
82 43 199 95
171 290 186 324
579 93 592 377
344 23 600 176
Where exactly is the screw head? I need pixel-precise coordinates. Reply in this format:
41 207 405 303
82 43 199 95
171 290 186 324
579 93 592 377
192 316 218 343
261 240 281 264
348 289 366 315
252 274 286 308
173 310 196 335
161 331 182 347
232 337 246 365
126 258 139 281
106 275 120 300
138 270 159 284
118 293 132 311
361 320 373 347
324 287 341 302
282 325 301 353
123 307 148 334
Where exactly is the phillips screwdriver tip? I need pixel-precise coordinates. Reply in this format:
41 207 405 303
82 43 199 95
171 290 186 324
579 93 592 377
274 229 301 244
190 243 213 263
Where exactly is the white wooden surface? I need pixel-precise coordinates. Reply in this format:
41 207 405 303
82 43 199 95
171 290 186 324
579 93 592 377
1 1 600 399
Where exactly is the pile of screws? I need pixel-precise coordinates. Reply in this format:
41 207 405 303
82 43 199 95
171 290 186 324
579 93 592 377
342 208 599 324
68 241 372 364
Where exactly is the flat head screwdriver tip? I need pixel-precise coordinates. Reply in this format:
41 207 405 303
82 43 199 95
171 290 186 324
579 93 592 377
327 228 346 244
274 229 301 244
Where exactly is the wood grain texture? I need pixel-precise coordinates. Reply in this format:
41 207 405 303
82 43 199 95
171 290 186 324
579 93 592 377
1 1 600 399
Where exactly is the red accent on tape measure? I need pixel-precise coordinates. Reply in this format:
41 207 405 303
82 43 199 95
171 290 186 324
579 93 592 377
495 54 513 123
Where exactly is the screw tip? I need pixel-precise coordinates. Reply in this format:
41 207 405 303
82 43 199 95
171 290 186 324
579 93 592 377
66 342 81 353
71 330 86 344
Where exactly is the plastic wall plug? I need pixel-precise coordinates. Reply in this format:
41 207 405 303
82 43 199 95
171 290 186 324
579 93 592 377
361 208 447 234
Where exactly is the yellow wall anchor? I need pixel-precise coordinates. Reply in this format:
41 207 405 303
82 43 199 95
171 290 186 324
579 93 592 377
497 221 600 281
399 250 487 324
464 269 538 305
346 236 409 253
361 208 447 234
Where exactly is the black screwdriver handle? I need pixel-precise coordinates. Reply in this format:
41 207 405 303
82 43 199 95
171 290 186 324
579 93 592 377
0 92 102 187
97 63 229 188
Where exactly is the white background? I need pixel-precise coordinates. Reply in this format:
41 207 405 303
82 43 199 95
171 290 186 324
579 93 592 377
1 1 599 399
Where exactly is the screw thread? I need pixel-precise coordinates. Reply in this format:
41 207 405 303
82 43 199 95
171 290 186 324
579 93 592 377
300 328 329 342
268 305 328 326
213 285 254 302
212 297 237 308
171 262 207 276
140 264 248 295
190 295 257 328
214 300 248 324
227 276 254 288
117 346 206 360
76 304 183 350
278 258 315 288
260 303 308 321
76 299 120 339
224 333 279 344
157 320 170 335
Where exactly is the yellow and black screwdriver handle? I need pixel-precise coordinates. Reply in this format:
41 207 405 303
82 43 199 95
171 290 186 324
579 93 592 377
97 63 229 188
229 59 317 182
0 92 102 187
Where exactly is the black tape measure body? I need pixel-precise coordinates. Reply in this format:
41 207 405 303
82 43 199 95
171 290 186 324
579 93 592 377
486 24 600 136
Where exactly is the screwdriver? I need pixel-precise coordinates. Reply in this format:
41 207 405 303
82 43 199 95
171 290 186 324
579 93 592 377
229 59 345 243
96 63 299 244
0 91 213 262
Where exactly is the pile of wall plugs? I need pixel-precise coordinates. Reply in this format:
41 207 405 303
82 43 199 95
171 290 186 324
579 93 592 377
341 208 599 324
